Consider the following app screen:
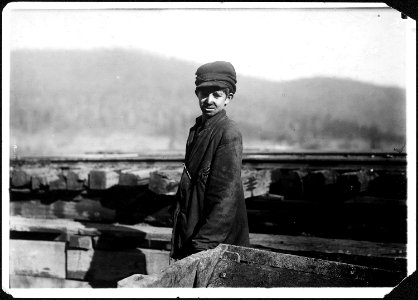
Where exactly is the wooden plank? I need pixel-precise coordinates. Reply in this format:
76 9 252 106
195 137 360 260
10 217 406 261
10 216 172 242
119 168 158 186
10 199 116 222
88 169 119 190
9 239 66 279
148 169 182 195
241 169 272 199
23 168 67 191
67 248 169 281
69 235 93 250
9 274 92 288
249 233 406 259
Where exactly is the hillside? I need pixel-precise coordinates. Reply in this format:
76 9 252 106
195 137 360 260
9 49 406 156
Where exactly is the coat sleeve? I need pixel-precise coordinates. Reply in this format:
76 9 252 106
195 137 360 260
190 126 244 252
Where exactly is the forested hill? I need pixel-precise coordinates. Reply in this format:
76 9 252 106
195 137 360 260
10 49 406 155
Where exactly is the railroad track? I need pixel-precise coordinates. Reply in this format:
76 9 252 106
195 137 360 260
11 152 407 171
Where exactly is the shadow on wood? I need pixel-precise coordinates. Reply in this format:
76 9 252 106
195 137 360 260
67 222 170 287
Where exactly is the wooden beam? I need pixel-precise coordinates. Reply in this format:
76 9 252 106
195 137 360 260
10 216 406 260
10 216 172 244
10 199 116 222
249 232 406 259
119 168 158 186
10 169 30 188
9 274 92 288
64 170 85 191
69 235 93 250
88 169 119 190
148 169 182 195
9 239 66 279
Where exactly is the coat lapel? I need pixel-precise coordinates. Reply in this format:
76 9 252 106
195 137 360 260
186 111 226 176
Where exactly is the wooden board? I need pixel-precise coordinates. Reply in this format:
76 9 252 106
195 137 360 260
10 216 172 242
67 248 169 281
10 199 116 222
9 274 92 288
9 239 66 279
249 233 406 259
10 216 405 260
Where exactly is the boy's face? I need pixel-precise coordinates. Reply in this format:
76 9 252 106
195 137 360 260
196 86 233 118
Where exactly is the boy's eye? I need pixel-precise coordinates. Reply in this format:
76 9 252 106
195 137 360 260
212 92 222 98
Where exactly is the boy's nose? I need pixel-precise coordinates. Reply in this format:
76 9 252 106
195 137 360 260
206 94 215 103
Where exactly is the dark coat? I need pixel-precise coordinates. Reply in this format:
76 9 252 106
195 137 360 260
170 110 250 259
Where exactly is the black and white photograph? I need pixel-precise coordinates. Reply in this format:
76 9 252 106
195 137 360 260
2 2 416 298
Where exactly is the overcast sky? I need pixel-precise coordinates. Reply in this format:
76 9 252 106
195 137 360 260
7 3 409 88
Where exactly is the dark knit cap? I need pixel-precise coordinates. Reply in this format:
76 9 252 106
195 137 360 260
195 61 237 94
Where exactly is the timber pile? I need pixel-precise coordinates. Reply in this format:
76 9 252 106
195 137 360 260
8 157 407 288
9 219 171 288
10 166 273 198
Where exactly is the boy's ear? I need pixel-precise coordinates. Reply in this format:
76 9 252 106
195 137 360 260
225 93 233 106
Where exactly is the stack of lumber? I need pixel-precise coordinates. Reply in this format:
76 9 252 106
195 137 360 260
10 166 273 199
9 215 406 288
8 158 407 288
9 217 171 288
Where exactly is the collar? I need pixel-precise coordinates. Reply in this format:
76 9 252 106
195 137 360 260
194 109 227 131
